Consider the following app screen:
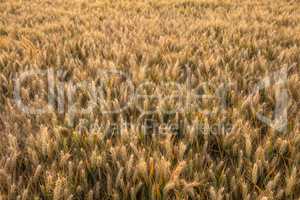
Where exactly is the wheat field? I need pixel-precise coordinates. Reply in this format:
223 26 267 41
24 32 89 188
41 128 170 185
0 0 300 199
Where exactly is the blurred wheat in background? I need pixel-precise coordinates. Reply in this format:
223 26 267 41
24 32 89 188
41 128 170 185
0 0 299 199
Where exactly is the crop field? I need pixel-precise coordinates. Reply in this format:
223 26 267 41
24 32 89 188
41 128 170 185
0 0 300 199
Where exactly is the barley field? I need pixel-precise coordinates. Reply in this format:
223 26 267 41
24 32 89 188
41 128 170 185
0 0 300 199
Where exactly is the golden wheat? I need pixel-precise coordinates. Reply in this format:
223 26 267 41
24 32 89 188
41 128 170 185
0 0 299 199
